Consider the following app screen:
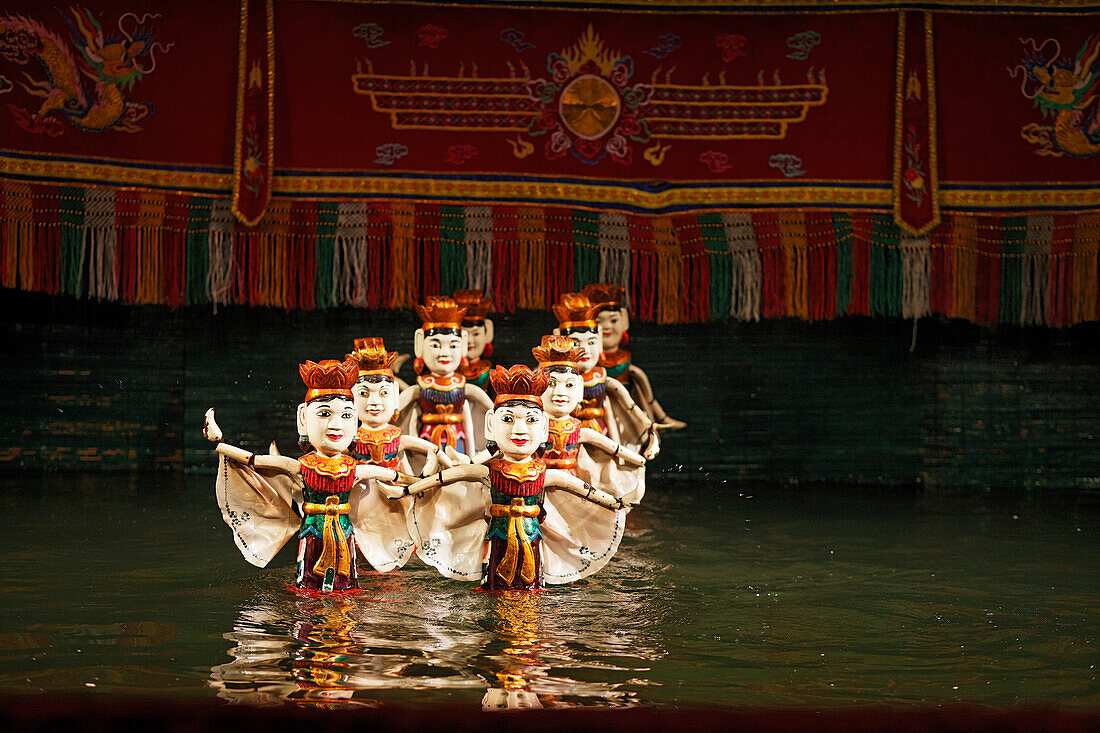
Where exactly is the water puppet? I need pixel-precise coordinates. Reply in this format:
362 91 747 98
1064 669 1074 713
384 365 639 591
453 289 496 396
533 335 648 503
582 283 686 431
397 296 493 458
553 292 659 455
203 358 413 593
346 337 455 571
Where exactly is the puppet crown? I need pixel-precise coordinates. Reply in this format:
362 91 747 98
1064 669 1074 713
453 289 493 323
490 364 549 408
347 337 397 378
299 359 358 402
582 282 625 311
416 295 466 331
532 334 586 373
552 292 599 331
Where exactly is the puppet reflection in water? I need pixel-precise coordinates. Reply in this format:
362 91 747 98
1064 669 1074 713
210 582 652 709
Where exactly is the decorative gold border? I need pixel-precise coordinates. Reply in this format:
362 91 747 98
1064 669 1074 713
0 154 231 193
891 9 907 232
231 0 275 227
314 0 1100 13
924 10 941 234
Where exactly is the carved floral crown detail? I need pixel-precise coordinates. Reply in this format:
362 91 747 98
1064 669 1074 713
582 282 625 311
416 295 466 331
347 337 397 378
453 289 492 323
552 292 599 331
532 334 586 373
299 359 358 402
490 364 549 408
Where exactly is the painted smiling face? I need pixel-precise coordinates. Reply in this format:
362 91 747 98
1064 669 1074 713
353 377 398 428
486 402 548 460
566 329 602 372
542 369 583 418
297 396 357 455
464 321 493 361
595 308 628 351
419 330 466 376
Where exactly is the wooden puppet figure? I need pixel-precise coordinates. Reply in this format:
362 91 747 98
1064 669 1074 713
397 296 492 458
203 359 413 594
582 283 686 430
552 292 659 456
453 290 495 396
386 365 639 591
345 337 453 571
533 335 648 502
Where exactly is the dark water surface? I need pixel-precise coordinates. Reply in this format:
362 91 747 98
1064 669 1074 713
0 472 1095 710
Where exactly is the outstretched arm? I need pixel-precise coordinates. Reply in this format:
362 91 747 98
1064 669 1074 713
627 365 686 430
204 408 299 473
577 427 646 467
378 463 490 499
544 469 635 510
356 463 417 485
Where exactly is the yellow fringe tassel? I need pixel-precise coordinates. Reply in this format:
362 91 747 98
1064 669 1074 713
778 211 809 319
391 202 417 309
654 216 680 325
951 217 978 323
516 207 545 310
1072 212 1100 323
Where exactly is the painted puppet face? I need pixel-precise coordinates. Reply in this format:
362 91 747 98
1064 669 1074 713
297 397 357 455
567 330 602 372
421 331 466 375
354 377 398 428
486 403 548 460
595 308 628 351
542 370 583 418
464 321 492 361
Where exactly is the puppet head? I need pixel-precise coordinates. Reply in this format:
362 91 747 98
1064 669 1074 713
552 292 602 372
454 289 495 361
296 359 358 455
582 283 629 351
485 365 550 460
414 296 467 377
347 337 400 428
533 334 586 418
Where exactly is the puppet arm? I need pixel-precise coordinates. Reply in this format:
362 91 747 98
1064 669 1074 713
604 379 655 435
544 469 635 510
398 435 452 474
577 428 646 467
378 464 490 499
356 463 417 486
462 402 477 458
627 365 686 430
205 409 300 473
464 383 493 412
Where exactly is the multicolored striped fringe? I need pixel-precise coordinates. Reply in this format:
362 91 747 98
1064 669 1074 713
2 184 1098 327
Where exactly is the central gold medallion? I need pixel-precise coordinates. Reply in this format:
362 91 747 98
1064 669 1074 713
559 75 620 140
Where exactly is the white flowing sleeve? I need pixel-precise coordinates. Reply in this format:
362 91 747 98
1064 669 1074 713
214 454 300 568
406 480 489 581
540 487 627 585
574 444 646 505
349 456 418 572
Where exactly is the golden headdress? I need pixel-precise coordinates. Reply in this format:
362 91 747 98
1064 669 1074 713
346 337 397 378
552 292 599 332
532 334 586 373
490 364 549 408
582 283 625 311
299 359 358 402
416 295 466 331
453 289 493 324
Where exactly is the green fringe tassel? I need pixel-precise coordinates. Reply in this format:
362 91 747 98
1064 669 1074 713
59 186 85 299
573 210 600 291
440 205 466 295
1000 216 1027 325
315 203 339 309
698 213 732 319
834 212 854 316
870 215 902 317
185 196 213 304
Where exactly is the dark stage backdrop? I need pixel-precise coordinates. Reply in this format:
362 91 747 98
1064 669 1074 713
0 1 1098 327
3 289 1099 496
